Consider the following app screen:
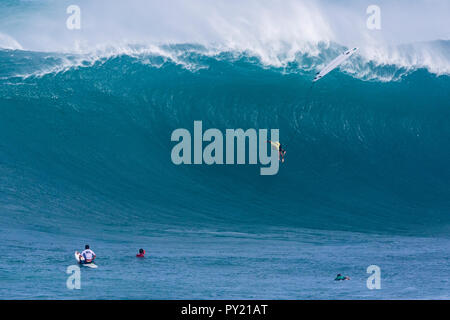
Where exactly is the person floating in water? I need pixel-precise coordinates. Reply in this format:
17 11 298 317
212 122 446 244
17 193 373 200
267 140 286 163
335 274 350 281
79 244 96 264
136 248 145 258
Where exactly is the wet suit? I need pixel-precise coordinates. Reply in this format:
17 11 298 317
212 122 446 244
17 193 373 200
335 274 350 281
268 141 286 162
278 144 286 162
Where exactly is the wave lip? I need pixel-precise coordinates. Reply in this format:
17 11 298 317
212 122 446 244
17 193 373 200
1 0 449 81
1 40 450 82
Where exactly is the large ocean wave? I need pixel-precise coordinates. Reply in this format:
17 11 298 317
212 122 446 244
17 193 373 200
1 45 449 235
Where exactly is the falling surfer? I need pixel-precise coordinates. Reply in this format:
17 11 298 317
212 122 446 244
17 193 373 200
267 140 286 163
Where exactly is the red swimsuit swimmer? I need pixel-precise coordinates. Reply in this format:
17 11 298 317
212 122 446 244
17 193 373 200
136 249 145 257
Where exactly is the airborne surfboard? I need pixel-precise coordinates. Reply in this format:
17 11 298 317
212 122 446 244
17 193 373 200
313 47 358 82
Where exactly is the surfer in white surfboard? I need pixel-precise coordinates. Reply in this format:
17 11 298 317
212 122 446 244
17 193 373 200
267 140 286 163
79 244 96 265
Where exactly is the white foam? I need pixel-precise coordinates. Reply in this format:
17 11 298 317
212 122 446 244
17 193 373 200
0 33 23 50
3 0 449 80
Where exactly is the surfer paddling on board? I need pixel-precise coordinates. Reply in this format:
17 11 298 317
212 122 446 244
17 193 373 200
267 140 286 163
78 244 96 265
335 274 350 281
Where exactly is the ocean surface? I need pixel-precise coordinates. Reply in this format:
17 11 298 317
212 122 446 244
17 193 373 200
1 9 450 298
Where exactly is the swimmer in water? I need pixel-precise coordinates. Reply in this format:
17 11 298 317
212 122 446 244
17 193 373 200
136 248 145 258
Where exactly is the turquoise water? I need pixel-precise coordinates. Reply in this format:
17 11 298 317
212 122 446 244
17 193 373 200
0 39 449 298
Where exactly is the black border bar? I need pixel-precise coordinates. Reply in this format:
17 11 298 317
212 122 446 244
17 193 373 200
1 300 448 318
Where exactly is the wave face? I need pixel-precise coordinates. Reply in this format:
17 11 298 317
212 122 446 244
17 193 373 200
1 46 450 235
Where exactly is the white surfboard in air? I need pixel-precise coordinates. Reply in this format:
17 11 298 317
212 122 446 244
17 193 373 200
313 47 358 82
